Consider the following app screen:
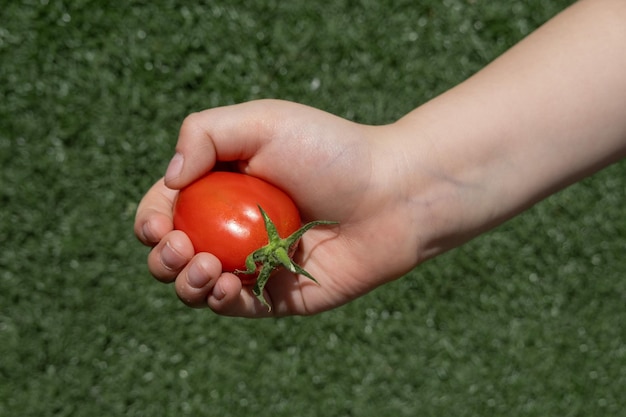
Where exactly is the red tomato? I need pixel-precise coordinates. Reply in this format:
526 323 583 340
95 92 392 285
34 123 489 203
173 171 301 283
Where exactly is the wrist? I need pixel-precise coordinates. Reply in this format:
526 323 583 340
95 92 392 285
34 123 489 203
385 103 520 263
367 120 481 266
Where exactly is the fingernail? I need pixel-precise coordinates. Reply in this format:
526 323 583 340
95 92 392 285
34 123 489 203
213 280 226 301
165 152 184 183
161 241 186 271
142 221 156 243
187 261 210 289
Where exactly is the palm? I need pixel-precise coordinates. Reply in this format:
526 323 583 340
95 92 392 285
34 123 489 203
217 104 417 315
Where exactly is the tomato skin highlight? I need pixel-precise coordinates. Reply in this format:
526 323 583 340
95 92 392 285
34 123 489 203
173 171 302 281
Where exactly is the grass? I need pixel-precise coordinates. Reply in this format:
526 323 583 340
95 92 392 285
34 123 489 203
2 0 625 416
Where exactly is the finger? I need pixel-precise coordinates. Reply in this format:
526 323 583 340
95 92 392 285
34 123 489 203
147 230 195 283
174 252 223 308
164 101 279 190
207 274 278 318
134 178 178 246
206 269 320 318
163 113 216 189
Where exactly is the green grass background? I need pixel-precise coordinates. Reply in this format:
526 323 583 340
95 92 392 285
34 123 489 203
2 1 625 416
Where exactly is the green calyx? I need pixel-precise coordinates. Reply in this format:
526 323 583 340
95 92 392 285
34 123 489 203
234 205 338 311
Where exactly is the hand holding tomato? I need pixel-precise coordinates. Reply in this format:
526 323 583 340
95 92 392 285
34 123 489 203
135 100 427 317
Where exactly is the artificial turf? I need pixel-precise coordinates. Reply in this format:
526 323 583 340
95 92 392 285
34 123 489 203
2 1 625 416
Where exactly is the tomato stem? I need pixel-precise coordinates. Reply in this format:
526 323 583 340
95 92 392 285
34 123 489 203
235 205 338 311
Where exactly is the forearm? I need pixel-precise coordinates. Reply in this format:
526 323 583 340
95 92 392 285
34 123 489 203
395 0 626 260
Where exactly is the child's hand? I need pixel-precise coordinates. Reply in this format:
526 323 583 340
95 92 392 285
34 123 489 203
134 100 424 317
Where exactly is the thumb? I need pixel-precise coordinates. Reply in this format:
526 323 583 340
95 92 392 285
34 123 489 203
163 101 271 189
163 111 217 190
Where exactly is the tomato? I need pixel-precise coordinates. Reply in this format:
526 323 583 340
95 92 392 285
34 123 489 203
173 171 300 279
173 171 337 310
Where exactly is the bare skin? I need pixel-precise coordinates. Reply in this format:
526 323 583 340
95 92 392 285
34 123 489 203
135 0 626 317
